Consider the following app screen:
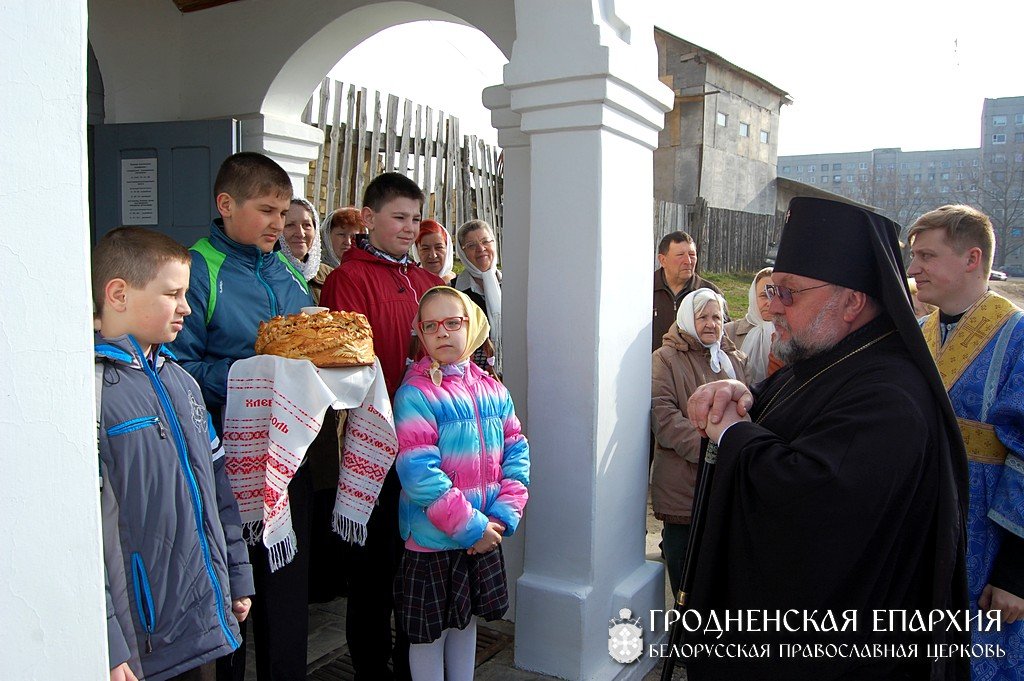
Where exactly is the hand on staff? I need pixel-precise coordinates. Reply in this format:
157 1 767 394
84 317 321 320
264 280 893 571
979 584 1024 624
687 380 753 443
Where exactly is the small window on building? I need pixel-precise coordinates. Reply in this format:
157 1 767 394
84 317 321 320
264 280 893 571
913 187 921 194
914 173 921 181
782 166 791 173
739 122 750 137
970 183 978 191
994 154 1006 164
1016 113 1024 125
993 171 1007 182
834 163 843 170
941 172 950 180
940 186 950 194
797 165 804 172
760 130 770 143
821 176 829 184
1016 153 1024 163
956 160 964 167
888 163 896 170
847 175 854 182
928 173 936 181
808 164 815 173
833 175 842 183
956 173 963 180
1015 133 1024 142
993 115 1007 126
972 159 980 166
941 161 950 168
900 162 910 170
860 174 868 181
875 164 883 172
993 133 1006 144
808 177 816 184
716 112 728 127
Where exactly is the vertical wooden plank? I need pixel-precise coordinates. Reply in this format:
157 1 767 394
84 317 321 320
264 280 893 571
311 76 331 211
467 135 479 219
476 139 490 225
368 90 383 186
324 79 344 215
339 84 356 208
412 104 423 186
470 136 484 221
451 118 463 227
353 87 369 207
384 93 399 173
398 99 413 176
423 107 434 215
433 114 447 226
489 146 502 236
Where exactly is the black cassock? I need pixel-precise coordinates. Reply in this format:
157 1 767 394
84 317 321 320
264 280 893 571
685 316 969 681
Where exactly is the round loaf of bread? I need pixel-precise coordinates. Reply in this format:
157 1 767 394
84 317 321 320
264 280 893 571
255 310 375 367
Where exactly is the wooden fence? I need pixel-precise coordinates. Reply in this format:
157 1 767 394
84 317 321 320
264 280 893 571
301 78 503 248
654 197 780 272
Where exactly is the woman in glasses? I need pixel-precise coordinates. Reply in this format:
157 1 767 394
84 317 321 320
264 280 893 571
455 219 502 374
724 267 782 385
651 288 746 597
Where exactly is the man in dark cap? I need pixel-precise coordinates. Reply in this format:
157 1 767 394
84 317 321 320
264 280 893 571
682 197 969 680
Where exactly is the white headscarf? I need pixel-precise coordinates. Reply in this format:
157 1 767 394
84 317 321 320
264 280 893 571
411 222 454 280
677 288 736 380
455 223 502 373
278 197 322 280
739 272 775 384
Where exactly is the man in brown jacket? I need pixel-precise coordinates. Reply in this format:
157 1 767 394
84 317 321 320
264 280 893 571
652 231 724 352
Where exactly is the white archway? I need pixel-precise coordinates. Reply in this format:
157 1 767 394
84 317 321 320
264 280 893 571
76 2 674 679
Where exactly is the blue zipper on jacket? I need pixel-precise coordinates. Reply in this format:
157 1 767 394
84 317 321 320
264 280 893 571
130 552 156 653
127 336 239 649
255 253 279 317
107 415 166 438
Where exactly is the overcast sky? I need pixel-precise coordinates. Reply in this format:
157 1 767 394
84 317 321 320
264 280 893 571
328 1 1023 157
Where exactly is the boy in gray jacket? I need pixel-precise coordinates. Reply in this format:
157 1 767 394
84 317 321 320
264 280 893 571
93 227 254 681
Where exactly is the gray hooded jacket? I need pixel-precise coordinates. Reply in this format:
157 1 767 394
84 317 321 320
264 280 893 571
96 334 254 680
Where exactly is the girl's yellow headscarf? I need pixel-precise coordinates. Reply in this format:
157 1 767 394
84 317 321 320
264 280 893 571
416 286 491 385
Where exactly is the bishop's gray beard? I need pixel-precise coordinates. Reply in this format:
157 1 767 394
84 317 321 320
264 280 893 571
772 292 845 364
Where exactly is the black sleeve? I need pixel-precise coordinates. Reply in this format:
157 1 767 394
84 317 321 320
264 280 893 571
989 529 1024 597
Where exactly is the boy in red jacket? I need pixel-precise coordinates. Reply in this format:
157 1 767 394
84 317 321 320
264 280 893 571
319 173 442 680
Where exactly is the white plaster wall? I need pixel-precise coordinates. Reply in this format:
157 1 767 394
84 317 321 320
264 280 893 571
0 1 108 679
89 0 515 124
88 0 184 123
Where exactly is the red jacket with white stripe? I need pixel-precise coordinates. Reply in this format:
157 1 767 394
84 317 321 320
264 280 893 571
320 244 444 399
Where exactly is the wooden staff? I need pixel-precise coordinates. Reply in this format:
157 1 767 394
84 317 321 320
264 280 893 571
660 438 718 681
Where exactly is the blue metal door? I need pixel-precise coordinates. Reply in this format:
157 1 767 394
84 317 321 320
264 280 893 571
92 119 239 247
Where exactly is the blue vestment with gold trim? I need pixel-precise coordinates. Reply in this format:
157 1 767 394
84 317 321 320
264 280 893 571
924 294 1024 680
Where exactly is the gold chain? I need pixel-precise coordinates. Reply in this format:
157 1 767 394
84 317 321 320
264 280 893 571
755 330 896 424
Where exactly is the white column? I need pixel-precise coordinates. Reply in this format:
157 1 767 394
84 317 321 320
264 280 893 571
239 114 324 197
482 84 531 618
0 1 108 679
506 2 673 679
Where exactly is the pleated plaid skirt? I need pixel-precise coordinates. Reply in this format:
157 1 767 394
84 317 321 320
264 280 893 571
395 546 509 644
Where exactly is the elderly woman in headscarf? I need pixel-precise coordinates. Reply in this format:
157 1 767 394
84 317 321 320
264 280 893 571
281 198 353 601
723 267 780 385
280 197 332 303
651 287 746 597
413 219 455 284
320 206 365 269
455 219 502 374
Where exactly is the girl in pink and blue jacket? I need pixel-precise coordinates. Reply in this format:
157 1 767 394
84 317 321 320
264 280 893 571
393 286 529 681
